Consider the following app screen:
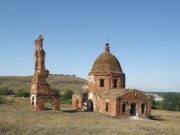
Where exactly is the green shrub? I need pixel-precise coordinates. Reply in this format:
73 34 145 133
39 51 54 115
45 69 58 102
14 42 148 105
16 89 30 97
62 89 74 100
0 87 14 95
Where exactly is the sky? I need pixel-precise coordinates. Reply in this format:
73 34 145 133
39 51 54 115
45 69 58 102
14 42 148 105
0 0 180 92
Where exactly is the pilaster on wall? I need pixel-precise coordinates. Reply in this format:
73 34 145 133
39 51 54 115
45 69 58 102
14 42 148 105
108 98 117 116
99 97 106 113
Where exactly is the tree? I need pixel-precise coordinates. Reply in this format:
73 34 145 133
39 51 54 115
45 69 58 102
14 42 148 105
161 92 180 111
61 89 74 104
62 89 74 100
150 95 162 110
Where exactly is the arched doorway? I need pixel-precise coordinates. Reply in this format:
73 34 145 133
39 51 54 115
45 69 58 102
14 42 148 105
130 103 136 116
87 99 93 111
76 99 79 107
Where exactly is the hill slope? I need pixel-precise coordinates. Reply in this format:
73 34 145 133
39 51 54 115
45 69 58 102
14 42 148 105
0 74 87 94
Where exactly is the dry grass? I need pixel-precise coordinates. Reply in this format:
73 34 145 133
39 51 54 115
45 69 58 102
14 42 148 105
0 97 180 135
0 75 86 94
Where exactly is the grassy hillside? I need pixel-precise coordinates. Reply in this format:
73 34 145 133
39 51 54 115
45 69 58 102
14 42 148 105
0 75 87 94
0 97 180 135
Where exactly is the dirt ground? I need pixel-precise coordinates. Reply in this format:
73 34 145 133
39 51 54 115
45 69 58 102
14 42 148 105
0 97 180 135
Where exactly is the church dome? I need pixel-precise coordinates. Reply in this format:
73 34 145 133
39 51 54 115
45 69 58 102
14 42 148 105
91 43 122 73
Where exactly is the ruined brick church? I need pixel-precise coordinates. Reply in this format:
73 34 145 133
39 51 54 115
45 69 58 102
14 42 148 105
72 43 151 118
30 35 60 110
29 35 151 118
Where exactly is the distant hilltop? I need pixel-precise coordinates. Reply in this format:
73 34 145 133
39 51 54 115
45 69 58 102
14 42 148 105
146 92 164 102
0 74 87 94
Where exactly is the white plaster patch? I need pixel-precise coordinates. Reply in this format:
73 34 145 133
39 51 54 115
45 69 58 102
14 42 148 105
82 85 88 89
88 92 94 100
106 98 109 102
97 95 100 101
88 75 95 84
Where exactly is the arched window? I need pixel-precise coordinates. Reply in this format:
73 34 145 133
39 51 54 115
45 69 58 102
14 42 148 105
100 79 104 87
114 79 117 88
141 103 145 114
106 102 109 112
122 103 126 113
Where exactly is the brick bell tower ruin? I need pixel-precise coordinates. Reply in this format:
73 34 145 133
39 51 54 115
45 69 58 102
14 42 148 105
30 35 60 110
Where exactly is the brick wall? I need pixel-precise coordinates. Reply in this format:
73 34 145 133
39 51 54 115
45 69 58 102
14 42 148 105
99 97 106 113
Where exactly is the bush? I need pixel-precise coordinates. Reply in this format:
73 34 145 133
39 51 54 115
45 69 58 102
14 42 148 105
61 99 72 104
0 87 14 95
52 88 62 97
16 89 30 97
0 96 7 104
0 96 15 105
